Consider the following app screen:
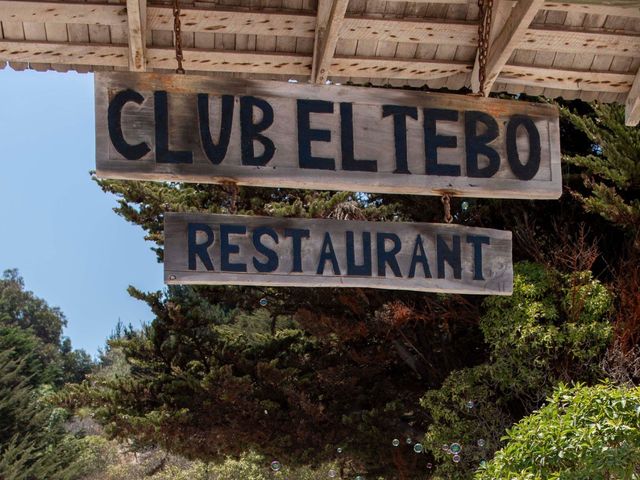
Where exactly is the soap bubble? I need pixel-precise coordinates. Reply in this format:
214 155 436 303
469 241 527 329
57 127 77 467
413 443 423 453
406 437 412 444
452 454 461 463
441 444 449 452
259 298 268 307
355 476 364 480
336 447 343 454
328 470 337 478
461 201 470 211
466 400 475 409
479 460 487 468
271 460 282 471
426 463 433 469
450 443 462 454
477 439 485 447
392 439 400 447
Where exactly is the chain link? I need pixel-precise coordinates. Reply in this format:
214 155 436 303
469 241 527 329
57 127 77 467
172 0 185 74
441 194 453 224
476 0 493 96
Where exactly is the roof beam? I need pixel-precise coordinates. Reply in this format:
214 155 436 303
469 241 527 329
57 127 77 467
471 0 513 93
476 0 545 96
625 67 640 126
126 0 146 71
330 56 472 79
312 0 349 84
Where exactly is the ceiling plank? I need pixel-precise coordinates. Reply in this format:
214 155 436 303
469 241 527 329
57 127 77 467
126 0 146 71
625 66 640 125
312 0 349 83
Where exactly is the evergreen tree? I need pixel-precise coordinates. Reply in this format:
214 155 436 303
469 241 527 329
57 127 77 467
64 97 639 478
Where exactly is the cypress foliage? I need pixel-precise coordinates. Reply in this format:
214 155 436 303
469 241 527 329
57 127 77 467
63 98 639 479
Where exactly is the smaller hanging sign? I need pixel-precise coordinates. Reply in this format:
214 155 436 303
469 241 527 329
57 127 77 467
164 213 513 295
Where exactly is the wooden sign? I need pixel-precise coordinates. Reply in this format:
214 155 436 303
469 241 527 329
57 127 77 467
164 213 513 295
96 72 561 199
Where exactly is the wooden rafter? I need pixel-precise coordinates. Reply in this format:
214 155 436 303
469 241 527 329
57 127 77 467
476 0 545 96
626 66 640 126
126 0 146 72
312 0 349 84
471 0 513 93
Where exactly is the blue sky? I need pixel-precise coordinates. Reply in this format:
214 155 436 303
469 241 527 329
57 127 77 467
0 68 164 356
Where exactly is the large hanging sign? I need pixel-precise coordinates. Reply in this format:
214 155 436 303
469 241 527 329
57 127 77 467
164 213 513 295
96 72 561 199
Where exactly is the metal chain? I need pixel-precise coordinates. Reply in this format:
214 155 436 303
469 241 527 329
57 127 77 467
172 0 185 74
441 194 453 224
476 0 493 96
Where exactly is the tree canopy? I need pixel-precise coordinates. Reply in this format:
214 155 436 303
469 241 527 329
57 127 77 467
51 98 640 479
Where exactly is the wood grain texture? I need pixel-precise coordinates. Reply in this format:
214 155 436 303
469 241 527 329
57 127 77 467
164 213 514 295
499 64 636 91
312 0 349 83
95 71 562 199
126 0 146 71
483 0 546 95
625 65 640 125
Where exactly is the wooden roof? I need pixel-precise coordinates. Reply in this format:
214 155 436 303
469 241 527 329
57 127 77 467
1 0 639 124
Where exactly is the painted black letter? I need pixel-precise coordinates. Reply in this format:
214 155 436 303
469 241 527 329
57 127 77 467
198 94 234 165
382 105 418 174
465 111 500 178
108 89 150 160
317 233 341 275
466 235 490 280
424 108 460 176
154 91 193 164
408 234 431 278
340 103 377 172
346 231 372 276
252 227 279 273
377 233 402 277
297 99 335 170
437 234 461 279
187 223 214 271
240 96 275 166
220 224 247 272
506 115 541 180
285 228 310 273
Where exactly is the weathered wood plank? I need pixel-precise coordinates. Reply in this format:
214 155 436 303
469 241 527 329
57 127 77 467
625 65 640 125
1 0 637 35
471 0 513 93
126 0 146 71
522 27 640 58
312 0 349 83
482 0 546 95
146 47 311 74
164 213 514 295
95 71 562 199
499 64 636 91
0 39 129 67
340 17 477 45
330 55 472 79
